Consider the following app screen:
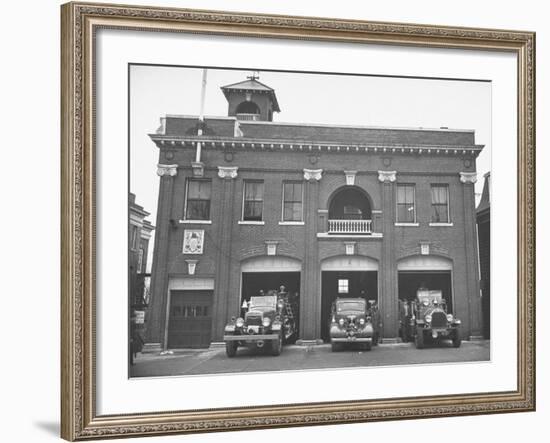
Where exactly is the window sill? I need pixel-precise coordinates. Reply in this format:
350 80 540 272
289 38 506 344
279 221 305 226
317 233 383 239
179 219 212 224
395 222 419 227
429 222 454 227
238 221 265 225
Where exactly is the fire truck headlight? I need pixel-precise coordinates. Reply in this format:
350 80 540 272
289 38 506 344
359 318 366 326
425 314 432 324
262 317 271 327
338 318 345 327
235 318 245 328
447 314 454 322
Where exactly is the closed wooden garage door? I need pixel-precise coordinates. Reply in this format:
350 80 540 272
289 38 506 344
167 290 212 349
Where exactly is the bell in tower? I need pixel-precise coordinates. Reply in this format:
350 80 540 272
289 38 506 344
220 72 280 122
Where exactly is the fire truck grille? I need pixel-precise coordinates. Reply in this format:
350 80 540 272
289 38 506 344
431 311 447 328
245 313 262 326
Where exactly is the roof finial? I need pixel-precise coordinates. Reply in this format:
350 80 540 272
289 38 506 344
247 70 260 81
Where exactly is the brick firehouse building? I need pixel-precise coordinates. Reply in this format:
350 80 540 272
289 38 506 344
144 76 484 351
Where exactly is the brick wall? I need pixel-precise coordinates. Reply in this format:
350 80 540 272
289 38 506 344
147 144 481 346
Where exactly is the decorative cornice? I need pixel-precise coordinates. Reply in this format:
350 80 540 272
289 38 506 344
459 171 477 184
156 164 178 177
217 166 238 179
150 136 484 157
378 170 397 183
303 168 323 181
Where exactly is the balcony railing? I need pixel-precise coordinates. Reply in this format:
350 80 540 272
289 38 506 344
236 113 260 121
328 219 373 235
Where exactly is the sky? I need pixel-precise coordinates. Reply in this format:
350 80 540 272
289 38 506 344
130 65 491 269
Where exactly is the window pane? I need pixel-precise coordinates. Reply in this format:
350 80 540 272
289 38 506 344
397 204 415 222
244 182 264 220
432 205 449 223
244 201 263 220
131 226 138 249
397 185 415 222
431 185 449 222
338 279 349 294
283 183 293 201
284 202 302 221
186 180 211 220
431 185 448 204
188 180 211 199
284 182 302 203
186 200 210 220
406 186 414 203
293 183 302 201
245 182 263 201
398 185 414 203
283 182 302 221
397 185 406 203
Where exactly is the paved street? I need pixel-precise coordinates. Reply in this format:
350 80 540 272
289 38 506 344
130 340 490 377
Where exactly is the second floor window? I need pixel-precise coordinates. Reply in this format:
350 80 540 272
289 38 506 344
243 181 264 221
137 247 144 273
397 184 416 223
185 179 211 220
130 225 138 250
282 182 303 221
431 184 450 223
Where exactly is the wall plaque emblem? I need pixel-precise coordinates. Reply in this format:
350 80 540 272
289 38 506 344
183 230 204 254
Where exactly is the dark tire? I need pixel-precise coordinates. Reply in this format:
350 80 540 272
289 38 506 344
452 330 462 348
331 342 341 352
415 329 425 349
225 341 237 358
271 334 282 356
373 332 379 346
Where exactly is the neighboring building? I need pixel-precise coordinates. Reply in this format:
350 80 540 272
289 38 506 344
145 76 485 351
129 193 154 318
476 172 491 339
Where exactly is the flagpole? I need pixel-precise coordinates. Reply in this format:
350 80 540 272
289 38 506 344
195 68 208 163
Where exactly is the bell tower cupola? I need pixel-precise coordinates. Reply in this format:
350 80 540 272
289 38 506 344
221 72 280 122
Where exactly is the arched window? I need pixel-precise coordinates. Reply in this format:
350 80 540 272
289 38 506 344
236 101 260 115
328 187 372 220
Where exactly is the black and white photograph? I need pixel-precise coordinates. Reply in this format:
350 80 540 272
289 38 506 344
128 65 491 378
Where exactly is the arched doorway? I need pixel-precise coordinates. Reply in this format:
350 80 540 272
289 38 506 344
320 255 379 341
240 256 301 341
327 187 373 234
397 255 454 311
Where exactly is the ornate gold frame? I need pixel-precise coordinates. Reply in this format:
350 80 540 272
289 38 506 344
61 2 536 440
